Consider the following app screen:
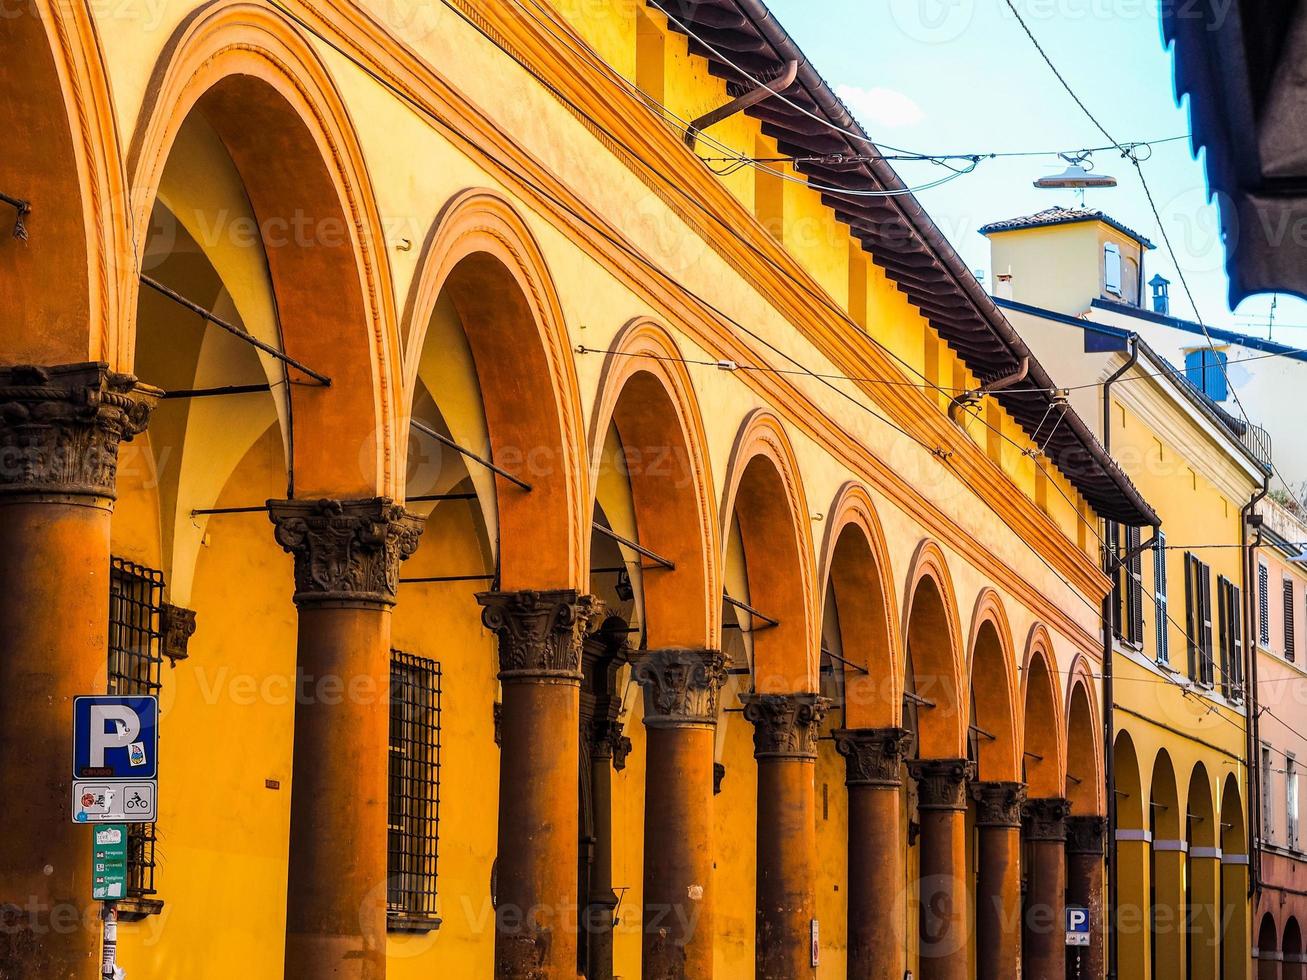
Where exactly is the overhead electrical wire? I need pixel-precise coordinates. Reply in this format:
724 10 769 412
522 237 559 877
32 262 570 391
1000 0 1302 509
269 0 1241 696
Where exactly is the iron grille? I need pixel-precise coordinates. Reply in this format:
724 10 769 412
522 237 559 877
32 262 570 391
108 557 164 902
387 650 441 927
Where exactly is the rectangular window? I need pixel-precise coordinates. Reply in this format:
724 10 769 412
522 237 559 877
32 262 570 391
1290 756 1300 851
1260 562 1272 646
1285 578 1297 663
1264 745 1275 840
1154 530 1169 665
1104 242 1122 294
387 650 442 928
108 557 164 911
1184 553 1214 686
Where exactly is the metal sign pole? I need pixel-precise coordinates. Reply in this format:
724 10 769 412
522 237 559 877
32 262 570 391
100 902 118 980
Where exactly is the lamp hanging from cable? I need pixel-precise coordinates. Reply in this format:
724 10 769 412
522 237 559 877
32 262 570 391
1034 151 1117 206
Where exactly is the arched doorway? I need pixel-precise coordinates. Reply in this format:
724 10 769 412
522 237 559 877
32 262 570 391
1186 765 1219 980
1284 917 1303 980
1150 750 1184 980
1113 731 1150 975
1259 914 1280 980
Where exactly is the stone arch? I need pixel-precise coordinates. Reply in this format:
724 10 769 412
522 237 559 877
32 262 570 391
1285 917 1303 980
402 189 589 589
1151 749 1181 839
0 0 129 365
1064 656 1103 814
1114 730 1145 829
967 589 1020 781
1187 763 1217 849
816 482 901 728
1020 624 1066 797
1259 913 1280 980
901 540 966 759
720 410 818 693
587 319 719 647
127 0 401 498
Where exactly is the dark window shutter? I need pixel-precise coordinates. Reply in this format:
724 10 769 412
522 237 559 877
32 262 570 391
1217 577 1231 699
1200 562 1214 686
1286 579 1297 664
1260 563 1271 646
1231 585 1244 700
1184 553 1197 680
1154 531 1169 664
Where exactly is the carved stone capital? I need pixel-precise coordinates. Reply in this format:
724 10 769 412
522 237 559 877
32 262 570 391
833 727 914 787
741 692 831 761
0 363 159 503
633 648 728 729
160 604 197 666
590 718 632 771
1066 815 1108 855
1023 797 1072 842
476 589 605 683
268 497 424 607
906 758 975 811
970 781 1027 827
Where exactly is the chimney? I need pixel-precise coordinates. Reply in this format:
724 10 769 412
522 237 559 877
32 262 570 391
1149 274 1170 315
995 272 1014 301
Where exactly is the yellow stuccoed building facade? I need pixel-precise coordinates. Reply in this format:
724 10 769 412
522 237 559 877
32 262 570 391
988 210 1266 980
0 1 1267 979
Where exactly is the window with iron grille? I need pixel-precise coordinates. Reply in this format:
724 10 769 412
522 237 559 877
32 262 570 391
1285 578 1297 663
1184 553 1214 686
388 650 441 930
108 557 164 913
1153 531 1170 665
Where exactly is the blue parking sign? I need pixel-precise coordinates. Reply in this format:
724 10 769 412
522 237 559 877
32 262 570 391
72 697 158 780
1065 906 1090 947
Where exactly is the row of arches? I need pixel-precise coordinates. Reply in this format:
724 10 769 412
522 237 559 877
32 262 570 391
1113 732 1250 980
2 0 1116 976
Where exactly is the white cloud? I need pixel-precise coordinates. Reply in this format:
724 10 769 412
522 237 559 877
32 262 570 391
834 84 925 129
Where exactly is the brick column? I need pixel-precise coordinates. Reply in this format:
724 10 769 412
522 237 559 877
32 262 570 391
269 497 424 979
907 758 975 980
1023 797 1071 980
1065 816 1106 980
0 364 156 978
833 727 913 980
742 693 830 979
972 781 1026 980
477 589 605 979
633 648 728 979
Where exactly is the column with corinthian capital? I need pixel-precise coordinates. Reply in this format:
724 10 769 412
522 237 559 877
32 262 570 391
834 727 913 980
268 497 424 980
1023 797 1071 980
0 364 157 978
477 589 605 980
1066 815 1106 980
742 692 830 979
971 781 1026 980
907 758 975 980
633 648 728 979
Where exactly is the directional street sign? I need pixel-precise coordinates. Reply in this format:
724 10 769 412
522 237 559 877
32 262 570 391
1065 905 1090 947
92 825 129 901
72 696 158 824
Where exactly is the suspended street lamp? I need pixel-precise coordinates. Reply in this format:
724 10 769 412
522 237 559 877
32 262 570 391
1034 151 1117 206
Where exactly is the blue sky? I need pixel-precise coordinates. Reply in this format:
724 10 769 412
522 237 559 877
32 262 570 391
761 0 1307 344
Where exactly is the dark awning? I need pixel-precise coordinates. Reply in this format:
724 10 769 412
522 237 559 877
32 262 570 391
651 0 1158 525
1164 1 1307 305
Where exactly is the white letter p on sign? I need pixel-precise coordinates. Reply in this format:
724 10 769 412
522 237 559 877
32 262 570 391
89 705 140 767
